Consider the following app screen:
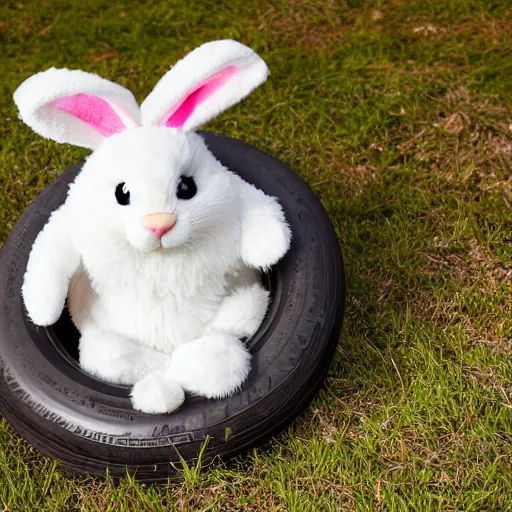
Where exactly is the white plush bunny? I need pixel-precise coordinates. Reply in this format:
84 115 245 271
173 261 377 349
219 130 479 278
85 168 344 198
14 40 291 414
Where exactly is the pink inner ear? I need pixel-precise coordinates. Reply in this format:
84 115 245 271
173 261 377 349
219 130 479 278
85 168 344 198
55 94 126 137
164 66 238 128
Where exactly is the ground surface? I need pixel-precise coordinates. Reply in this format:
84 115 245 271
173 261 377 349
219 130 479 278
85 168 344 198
0 0 511 510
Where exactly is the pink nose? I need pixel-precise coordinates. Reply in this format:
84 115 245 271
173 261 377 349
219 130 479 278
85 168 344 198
140 213 177 239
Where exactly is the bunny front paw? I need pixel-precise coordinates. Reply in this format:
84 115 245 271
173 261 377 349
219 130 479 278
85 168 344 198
241 215 291 270
22 273 67 326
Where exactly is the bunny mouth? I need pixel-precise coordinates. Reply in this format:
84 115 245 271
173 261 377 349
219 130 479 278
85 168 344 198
155 224 190 251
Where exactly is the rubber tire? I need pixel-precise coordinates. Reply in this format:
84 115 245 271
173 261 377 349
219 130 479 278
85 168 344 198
0 132 345 482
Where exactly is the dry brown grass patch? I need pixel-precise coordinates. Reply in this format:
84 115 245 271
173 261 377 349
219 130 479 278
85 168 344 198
464 365 512 407
303 145 380 197
255 1 351 50
423 237 511 282
456 12 512 46
398 86 512 195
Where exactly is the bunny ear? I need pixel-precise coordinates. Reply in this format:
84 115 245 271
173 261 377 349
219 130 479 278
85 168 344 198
14 68 141 149
140 40 269 131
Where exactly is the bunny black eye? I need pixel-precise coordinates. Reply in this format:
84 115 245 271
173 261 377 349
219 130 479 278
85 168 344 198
176 175 197 200
115 182 130 205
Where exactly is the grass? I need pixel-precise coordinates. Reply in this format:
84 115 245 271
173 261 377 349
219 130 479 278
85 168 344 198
1 0 512 510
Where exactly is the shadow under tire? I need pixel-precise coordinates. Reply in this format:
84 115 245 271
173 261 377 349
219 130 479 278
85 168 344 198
0 132 345 482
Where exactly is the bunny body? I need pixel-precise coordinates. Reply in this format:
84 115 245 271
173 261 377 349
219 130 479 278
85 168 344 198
15 40 291 413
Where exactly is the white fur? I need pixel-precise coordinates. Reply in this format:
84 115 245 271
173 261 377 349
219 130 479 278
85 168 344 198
237 177 292 270
167 332 251 398
13 68 140 149
16 40 291 414
21 207 81 325
207 270 270 338
130 372 185 414
78 320 173 384
141 40 269 130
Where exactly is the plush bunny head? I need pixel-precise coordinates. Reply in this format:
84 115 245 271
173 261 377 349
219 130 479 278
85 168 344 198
14 40 269 255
